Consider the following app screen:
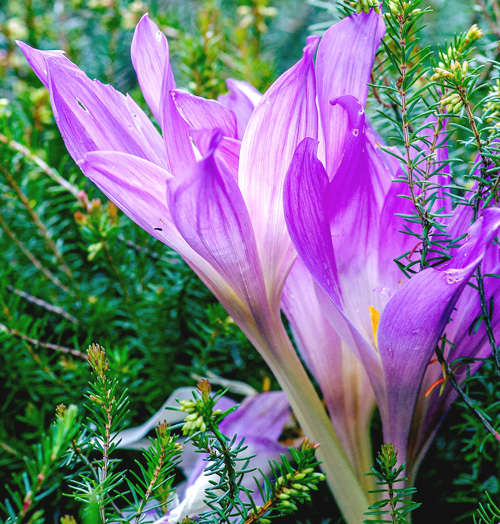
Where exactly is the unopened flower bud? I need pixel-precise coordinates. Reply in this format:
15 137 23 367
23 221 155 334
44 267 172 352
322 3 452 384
466 24 483 42
351 0 380 14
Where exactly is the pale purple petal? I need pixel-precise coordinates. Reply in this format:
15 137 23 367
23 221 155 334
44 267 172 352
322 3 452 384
282 259 375 475
315 10 385 176
77 150 240 308
167 130 269 332
131 14 169 123
325 96 392 338
215 138 240 181
377 208 500 462
18 41 168 168
239 35 320 302
283 138 338 300
218 78 262 139
172 89 238 139
283 137 382 385
131 14 195 175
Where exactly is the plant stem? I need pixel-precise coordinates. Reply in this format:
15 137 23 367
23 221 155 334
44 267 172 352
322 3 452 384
0 208 71 294
0 322 86 359
435 345 500 442
8 286 78 324
0 133 80 198
251 320 372 524
0 164 76 283
460 95 500 377
396 12 429 270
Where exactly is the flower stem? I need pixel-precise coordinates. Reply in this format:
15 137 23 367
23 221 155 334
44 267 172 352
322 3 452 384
254 321 372 524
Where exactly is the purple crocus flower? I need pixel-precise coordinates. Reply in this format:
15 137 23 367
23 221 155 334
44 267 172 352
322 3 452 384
18 11 390 523
283 87 500 483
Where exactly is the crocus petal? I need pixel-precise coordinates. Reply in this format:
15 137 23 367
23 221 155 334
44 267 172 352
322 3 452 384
282 259 375 479
377 208 500 461
315 10 385 176
283 137 382 380
218 78 262 139
167 130 269 335
172 89 238 139
407 247 500 478
189 131 241 182
131 13 168 123
78 151 236 300
326 96 392 338
18 41 168 168
131 14 195 175
239 35 320 302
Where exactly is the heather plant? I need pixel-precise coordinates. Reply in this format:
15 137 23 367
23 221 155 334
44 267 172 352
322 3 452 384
2 1 500 523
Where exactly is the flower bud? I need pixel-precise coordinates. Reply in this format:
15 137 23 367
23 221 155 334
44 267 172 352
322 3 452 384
466 24 483 42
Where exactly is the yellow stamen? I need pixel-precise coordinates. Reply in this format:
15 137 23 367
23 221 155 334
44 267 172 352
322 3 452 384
369 305 380 349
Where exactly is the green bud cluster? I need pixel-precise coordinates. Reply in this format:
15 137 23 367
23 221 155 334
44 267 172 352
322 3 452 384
484 80 500 126
430 25 482 85
350 0 380 14
430 59 469 83
383 1 421 17
441 92 463 114
274 469 326 514
178 379 224 436
466 23 483 42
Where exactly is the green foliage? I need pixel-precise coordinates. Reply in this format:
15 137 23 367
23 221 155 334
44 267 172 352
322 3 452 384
69 345 183 524
2 346 326 524
1 404 81 524
364 444 420 524
174 381 326 524
474 492 500 524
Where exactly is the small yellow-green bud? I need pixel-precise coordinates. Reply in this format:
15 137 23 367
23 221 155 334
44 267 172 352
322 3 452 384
466 24 483 42
351 0 380 14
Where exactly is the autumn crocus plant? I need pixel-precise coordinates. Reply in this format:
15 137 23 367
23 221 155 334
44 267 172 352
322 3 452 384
18 11 379 524
19 6 500 524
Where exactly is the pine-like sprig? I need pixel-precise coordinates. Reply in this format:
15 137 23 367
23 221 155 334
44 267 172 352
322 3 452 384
364 444 420 524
